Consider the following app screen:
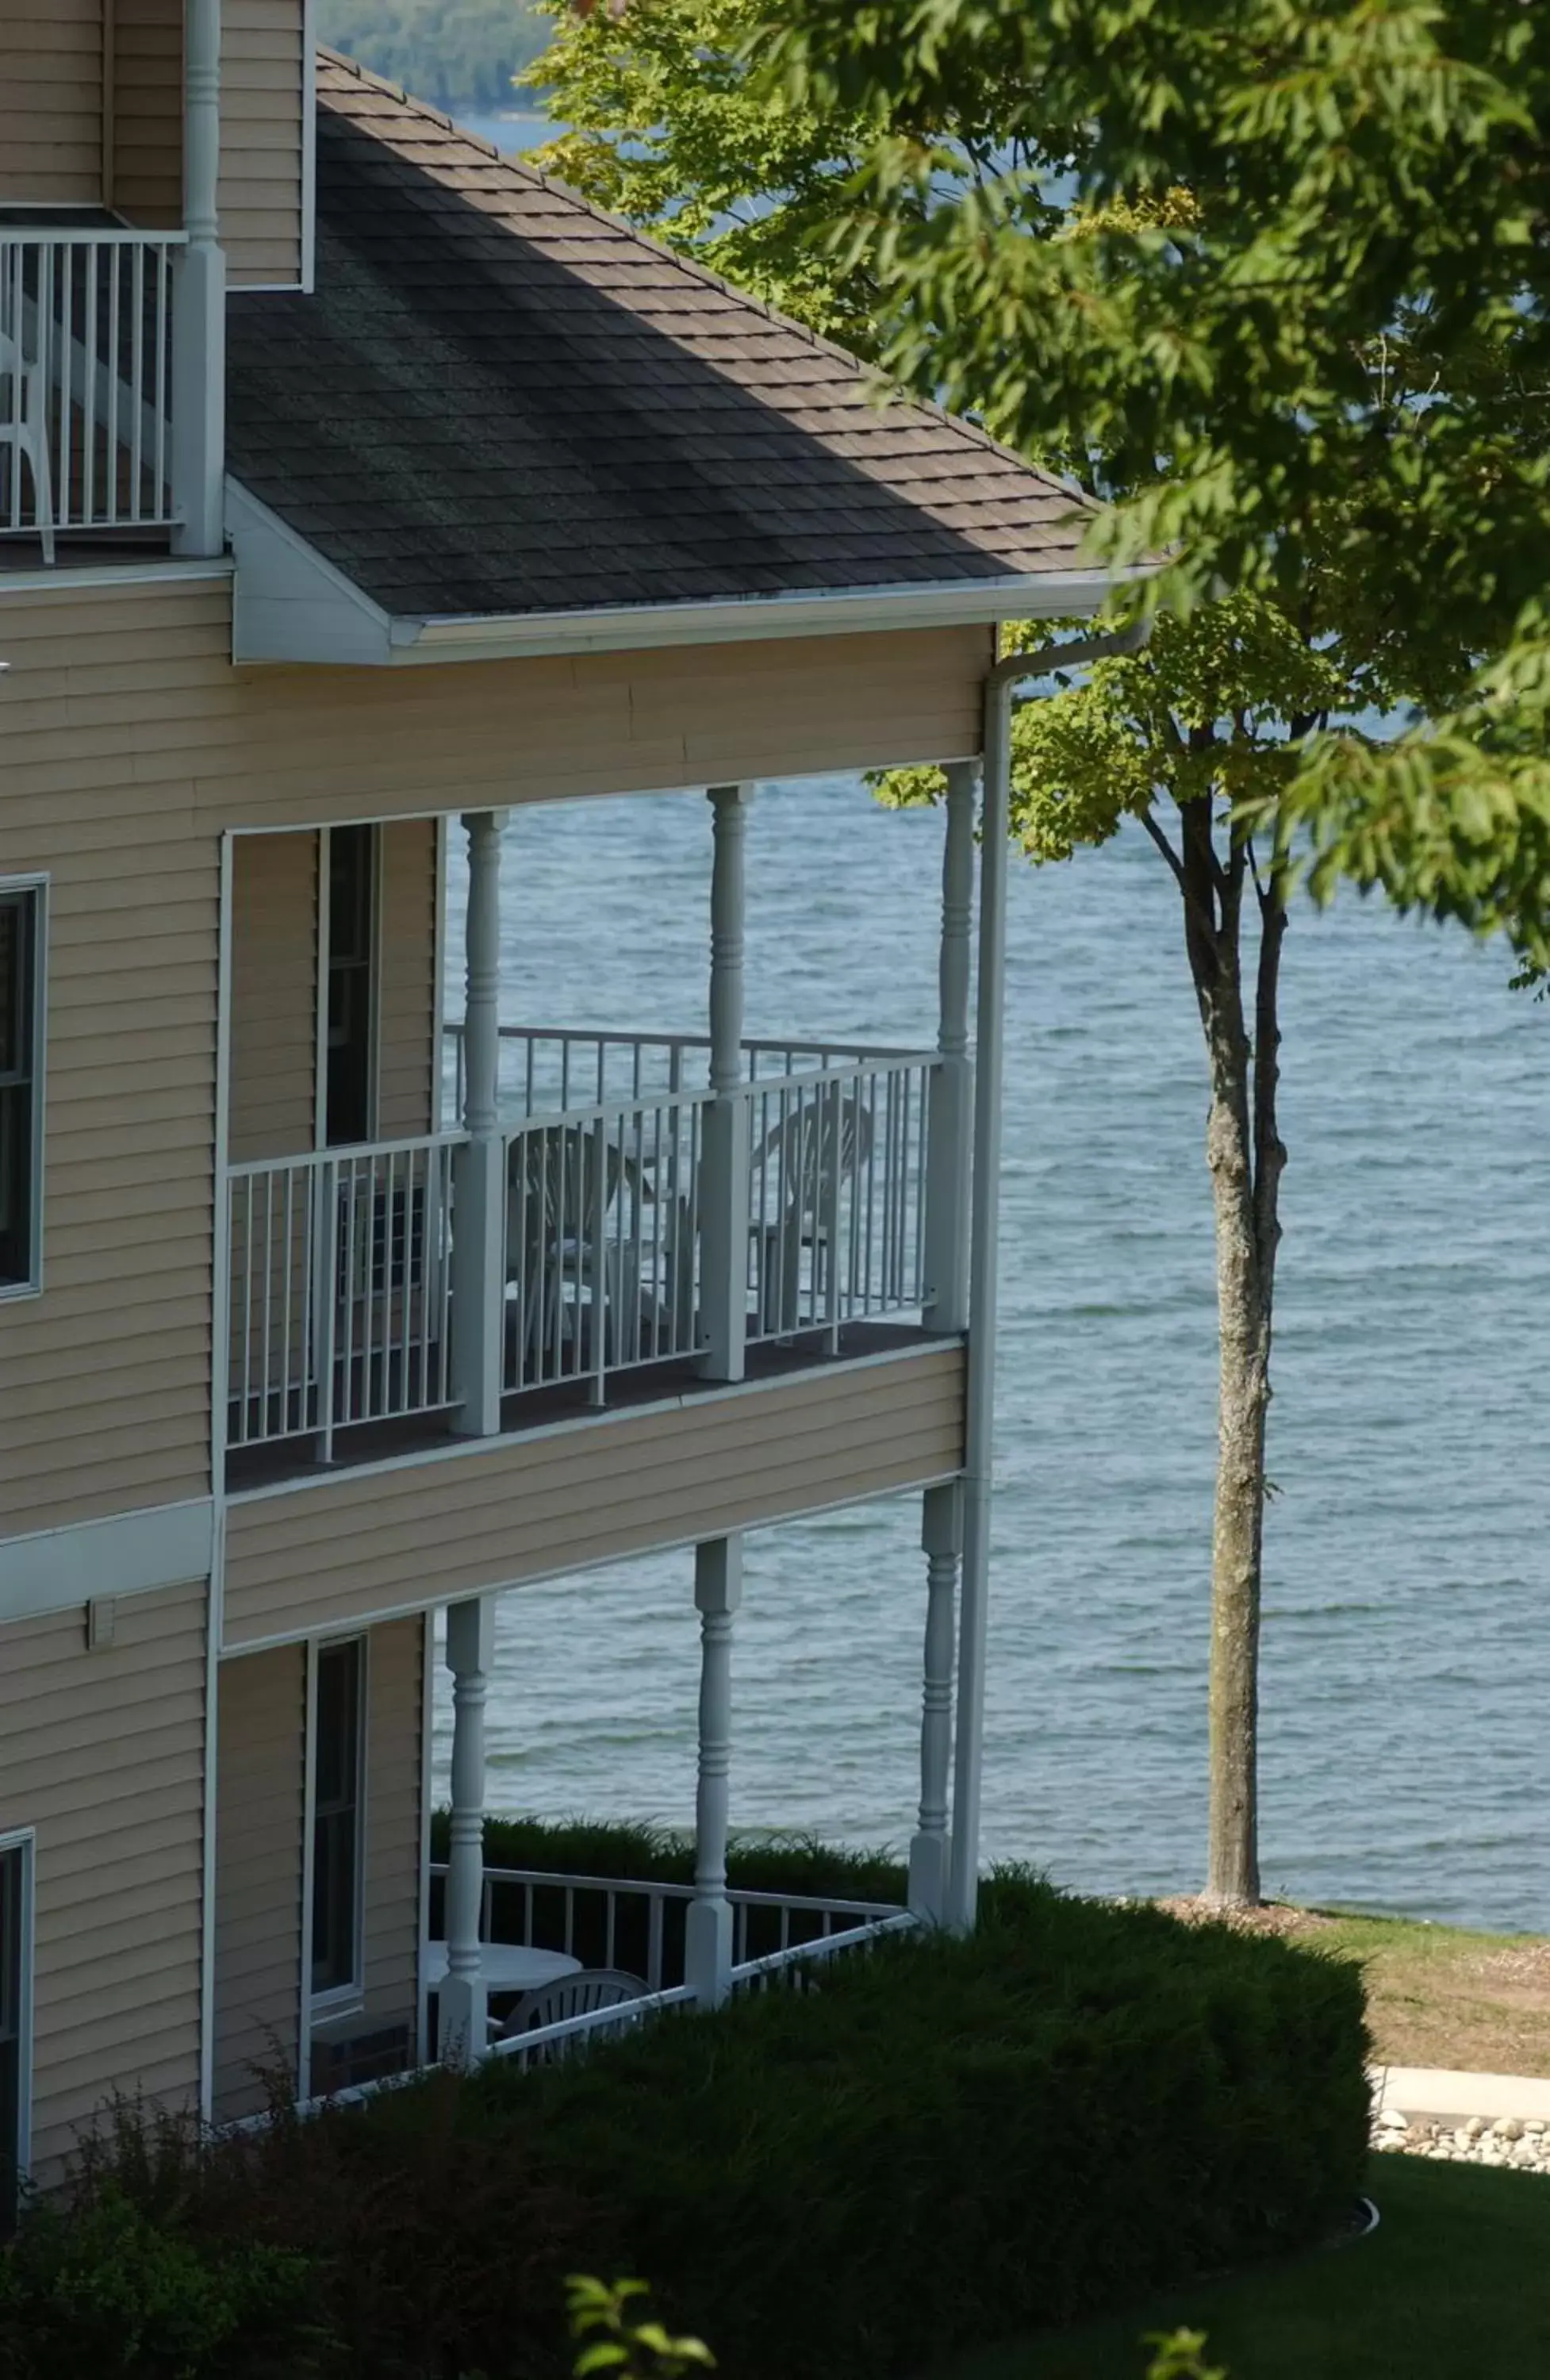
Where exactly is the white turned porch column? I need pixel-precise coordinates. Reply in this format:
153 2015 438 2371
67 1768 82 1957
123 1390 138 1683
171 0 225 556
922 762 977 1335
685 1534 742 2005
907 1480 961 1921
696 785 752 1382
451 811 507 1437
440 1595 496 2062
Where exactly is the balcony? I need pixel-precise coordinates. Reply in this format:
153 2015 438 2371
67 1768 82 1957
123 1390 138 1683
224 1025 950 1484
0 221 182 561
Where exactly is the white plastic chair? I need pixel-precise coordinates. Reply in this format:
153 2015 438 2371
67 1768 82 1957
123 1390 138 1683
0 260 56 564
499 1967 649 2054
753 1082 873 1334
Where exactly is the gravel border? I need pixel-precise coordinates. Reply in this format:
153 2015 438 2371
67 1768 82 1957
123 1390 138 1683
1373 2108 1550 2174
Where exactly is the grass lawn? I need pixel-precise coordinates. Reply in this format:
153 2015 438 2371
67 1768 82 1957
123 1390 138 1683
1318 1910 1550 2075
1156 1899 1550 2075
935 2157 1550 2380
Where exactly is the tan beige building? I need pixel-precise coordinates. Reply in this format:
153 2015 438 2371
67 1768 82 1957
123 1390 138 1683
0 7 1130 2212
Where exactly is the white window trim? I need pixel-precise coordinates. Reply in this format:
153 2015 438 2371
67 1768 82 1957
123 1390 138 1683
302 1632 370 2031
0 876 48 1303
0 1829 36 2213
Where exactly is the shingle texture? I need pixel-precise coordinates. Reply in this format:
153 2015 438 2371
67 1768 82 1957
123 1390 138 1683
224 51 1094 621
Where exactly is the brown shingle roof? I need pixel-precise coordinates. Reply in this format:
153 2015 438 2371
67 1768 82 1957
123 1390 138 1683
224 52 1095 621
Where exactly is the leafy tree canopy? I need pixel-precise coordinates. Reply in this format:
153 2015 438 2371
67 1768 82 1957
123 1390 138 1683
535 0 1550 959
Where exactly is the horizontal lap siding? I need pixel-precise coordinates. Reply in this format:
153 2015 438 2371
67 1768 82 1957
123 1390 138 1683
110 0 184 227
0 1582 206 2180
213 1643 305 2121
229 829 317 1161
220 0 305 287
377 820 438 1139
0 2 102 205
224 1346 965 1644
0 587 218 1541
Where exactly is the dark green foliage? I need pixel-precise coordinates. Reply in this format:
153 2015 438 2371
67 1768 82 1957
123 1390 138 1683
319 0 549 115
477 1877 1369 2376
0 2180 317 2380
12 1871 1366 2379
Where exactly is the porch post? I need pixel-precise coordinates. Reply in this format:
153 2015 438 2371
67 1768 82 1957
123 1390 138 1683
685 1534 742 2005
946 680 1014 1934
440 1595 495 2063
170 0 225 557
451 811 506 1437
696 784 751 1383
922 762 976 1334
907 1481 961 1921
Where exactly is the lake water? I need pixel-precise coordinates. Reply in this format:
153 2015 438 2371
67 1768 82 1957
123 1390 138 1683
428 774 1549 1937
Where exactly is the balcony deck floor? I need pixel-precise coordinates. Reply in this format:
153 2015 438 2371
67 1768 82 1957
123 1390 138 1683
224 1319 939 1495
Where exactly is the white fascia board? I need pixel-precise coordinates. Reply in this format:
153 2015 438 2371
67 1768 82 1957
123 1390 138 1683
0 559 232 600
226 478 396 663
389 568 1149 666
0 1498 216 1624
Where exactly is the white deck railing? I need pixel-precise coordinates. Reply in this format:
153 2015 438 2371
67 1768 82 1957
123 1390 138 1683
448 1861 911 1992
444 1021 926 1125
224 1042 941 1457
226 1134 462 1459
0 229 182 550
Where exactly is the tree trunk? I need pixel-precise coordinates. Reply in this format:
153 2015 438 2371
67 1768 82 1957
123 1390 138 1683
1178 799 1286 1910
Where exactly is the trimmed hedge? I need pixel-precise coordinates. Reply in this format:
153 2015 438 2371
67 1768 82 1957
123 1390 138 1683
3 1865 1369 2380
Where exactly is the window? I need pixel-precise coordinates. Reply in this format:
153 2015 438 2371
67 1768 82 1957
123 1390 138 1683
0 1840 30 2238
0 886 43 1292
326 827 377 1146
310 1639 364 2000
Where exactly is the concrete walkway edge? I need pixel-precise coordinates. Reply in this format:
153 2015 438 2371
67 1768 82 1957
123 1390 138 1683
1372 2065 1550 2122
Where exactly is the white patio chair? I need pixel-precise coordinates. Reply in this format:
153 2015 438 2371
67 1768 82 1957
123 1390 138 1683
505 1127 650 1384
0 274 56 565
498 1967 648 2056
752 1081 873 1335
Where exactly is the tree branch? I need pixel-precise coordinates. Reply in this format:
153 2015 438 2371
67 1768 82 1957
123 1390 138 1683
1139 804 1187 892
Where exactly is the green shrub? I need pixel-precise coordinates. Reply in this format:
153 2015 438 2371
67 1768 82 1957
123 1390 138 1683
471 1876 1368 2377
35 1871 1365 2379
0 2181 317 2380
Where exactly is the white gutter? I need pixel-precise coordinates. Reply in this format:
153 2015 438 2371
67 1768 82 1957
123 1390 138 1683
386 569 1149 665
945 616 1152 1934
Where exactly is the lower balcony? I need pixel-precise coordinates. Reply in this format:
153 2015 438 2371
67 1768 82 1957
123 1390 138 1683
223 1024 958 1490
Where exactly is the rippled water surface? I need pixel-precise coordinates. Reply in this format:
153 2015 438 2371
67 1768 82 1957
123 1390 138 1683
433 776 1548 1933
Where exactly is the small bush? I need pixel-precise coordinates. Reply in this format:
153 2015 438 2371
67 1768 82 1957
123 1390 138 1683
0 2181 317 2380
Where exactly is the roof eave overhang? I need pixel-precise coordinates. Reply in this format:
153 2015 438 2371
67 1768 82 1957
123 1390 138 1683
387 570 1147 666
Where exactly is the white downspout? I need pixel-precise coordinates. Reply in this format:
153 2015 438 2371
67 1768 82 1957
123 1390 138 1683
945 621 1151 1934
171 0 226 556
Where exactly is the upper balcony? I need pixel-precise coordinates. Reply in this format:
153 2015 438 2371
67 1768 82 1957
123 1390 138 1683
0 216 182 562
219 786 979 1504
224 1019 952 1490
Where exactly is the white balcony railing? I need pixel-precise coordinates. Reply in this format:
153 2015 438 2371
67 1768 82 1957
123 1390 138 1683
0 228 182 553
224 1040 945 1458
443 1020 917 1128
226 1134 462 1460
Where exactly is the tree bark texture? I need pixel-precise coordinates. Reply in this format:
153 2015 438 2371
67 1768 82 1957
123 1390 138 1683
1176 792 1287 1910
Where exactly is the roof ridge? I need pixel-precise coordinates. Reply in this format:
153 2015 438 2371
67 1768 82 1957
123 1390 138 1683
313 47 1088 506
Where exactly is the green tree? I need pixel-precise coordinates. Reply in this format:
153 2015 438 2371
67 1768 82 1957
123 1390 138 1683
529 0 1437 1906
